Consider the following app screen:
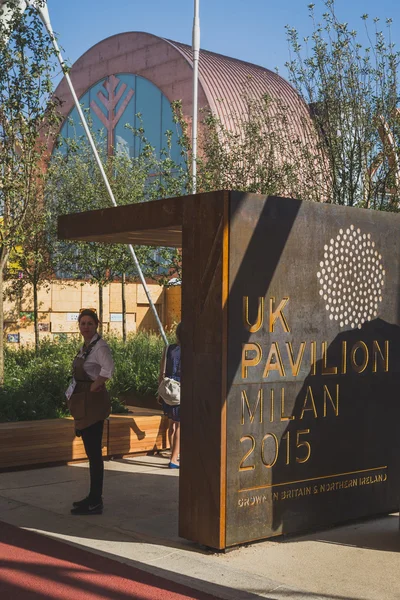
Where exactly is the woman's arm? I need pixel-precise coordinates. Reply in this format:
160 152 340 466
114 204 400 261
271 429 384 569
90 343 114 392
90 375 109 393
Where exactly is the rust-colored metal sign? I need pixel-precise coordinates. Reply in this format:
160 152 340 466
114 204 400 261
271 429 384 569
225 193 400 546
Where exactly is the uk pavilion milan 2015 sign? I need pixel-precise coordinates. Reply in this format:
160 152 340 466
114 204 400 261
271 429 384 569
225 193 400 546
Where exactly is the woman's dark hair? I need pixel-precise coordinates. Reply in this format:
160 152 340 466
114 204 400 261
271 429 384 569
175 322 182 343
78 309 99 327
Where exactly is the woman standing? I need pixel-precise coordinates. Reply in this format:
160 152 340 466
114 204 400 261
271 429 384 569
67 309 114 515
158 323 181 469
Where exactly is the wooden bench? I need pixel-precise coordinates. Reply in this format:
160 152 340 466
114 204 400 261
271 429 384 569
0 409 168 471
108 408 168 457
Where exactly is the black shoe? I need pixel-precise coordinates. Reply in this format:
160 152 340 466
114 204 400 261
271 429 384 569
70 500 103 515
72 495 103 508
72 496 90 508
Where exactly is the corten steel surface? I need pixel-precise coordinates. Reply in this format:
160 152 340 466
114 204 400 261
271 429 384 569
179 191 229 549
226 192 400 546
59 190 229 549
58 191 400 550
58 196 184 247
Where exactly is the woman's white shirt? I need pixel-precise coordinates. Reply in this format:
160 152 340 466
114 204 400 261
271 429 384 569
77 334 114 381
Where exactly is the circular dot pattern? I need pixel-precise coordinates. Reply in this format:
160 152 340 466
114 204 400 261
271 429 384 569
317 225 385 329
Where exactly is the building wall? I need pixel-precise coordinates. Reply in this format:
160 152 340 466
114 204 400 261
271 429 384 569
164 286 182 329
52 32 209 154
4 280 181 345
52 31 316 173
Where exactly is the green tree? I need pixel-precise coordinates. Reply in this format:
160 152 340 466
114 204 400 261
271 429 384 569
285 0 400 208
173 2 399 210
189 94 324 202
0 1 60 382
46 126 186 330
5 197 55 353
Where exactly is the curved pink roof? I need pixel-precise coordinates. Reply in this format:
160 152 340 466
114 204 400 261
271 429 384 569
165 39 312 141
52 31 314 149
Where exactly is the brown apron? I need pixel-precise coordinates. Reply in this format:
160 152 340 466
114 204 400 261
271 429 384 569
68 354 111 431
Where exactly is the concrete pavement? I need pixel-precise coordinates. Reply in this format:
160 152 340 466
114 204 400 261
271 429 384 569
0 454 399 600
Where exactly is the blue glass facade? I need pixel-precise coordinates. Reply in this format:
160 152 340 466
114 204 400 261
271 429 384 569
57 73 183 165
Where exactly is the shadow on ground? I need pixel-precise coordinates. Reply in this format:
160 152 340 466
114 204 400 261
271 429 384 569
0 456 398 600
0 518 391 600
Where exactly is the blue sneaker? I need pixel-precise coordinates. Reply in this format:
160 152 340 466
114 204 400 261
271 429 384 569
169 462 180 469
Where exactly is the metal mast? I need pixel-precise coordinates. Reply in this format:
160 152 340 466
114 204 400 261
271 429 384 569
191 0 200 193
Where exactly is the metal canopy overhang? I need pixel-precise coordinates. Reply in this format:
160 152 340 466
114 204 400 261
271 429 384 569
57 196 184 248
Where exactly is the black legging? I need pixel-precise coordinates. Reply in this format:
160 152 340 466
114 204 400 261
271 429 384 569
81 420 104 503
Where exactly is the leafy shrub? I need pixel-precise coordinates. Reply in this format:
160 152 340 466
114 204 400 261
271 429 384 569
107 331 166 399
0 331 171 422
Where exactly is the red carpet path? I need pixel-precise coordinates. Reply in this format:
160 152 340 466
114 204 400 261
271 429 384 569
0 520 221 600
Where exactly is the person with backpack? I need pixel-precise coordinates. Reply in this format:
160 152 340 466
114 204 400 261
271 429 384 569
158 323 181 469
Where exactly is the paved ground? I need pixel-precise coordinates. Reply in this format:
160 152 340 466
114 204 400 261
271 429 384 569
0 519 220 600
0 454 399 600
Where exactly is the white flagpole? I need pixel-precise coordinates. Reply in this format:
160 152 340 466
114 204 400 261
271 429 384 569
13 1 168 344
192 0 200 193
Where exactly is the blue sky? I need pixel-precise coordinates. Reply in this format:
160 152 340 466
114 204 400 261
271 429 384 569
46 0 399 80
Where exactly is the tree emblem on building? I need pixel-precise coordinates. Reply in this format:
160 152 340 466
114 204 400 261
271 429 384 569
90 74 134 155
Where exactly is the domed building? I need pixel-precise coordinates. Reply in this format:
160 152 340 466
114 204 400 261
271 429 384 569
52 31 315 160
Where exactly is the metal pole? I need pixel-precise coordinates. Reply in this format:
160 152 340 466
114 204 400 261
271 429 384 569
192 0 200 193
28 1 168 344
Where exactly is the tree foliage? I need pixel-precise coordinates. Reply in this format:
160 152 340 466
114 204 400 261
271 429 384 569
0 1 60 380
176 1 400 211
186 95 325 202
285 0 400 208
5 198 55 352
45 123 187 328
